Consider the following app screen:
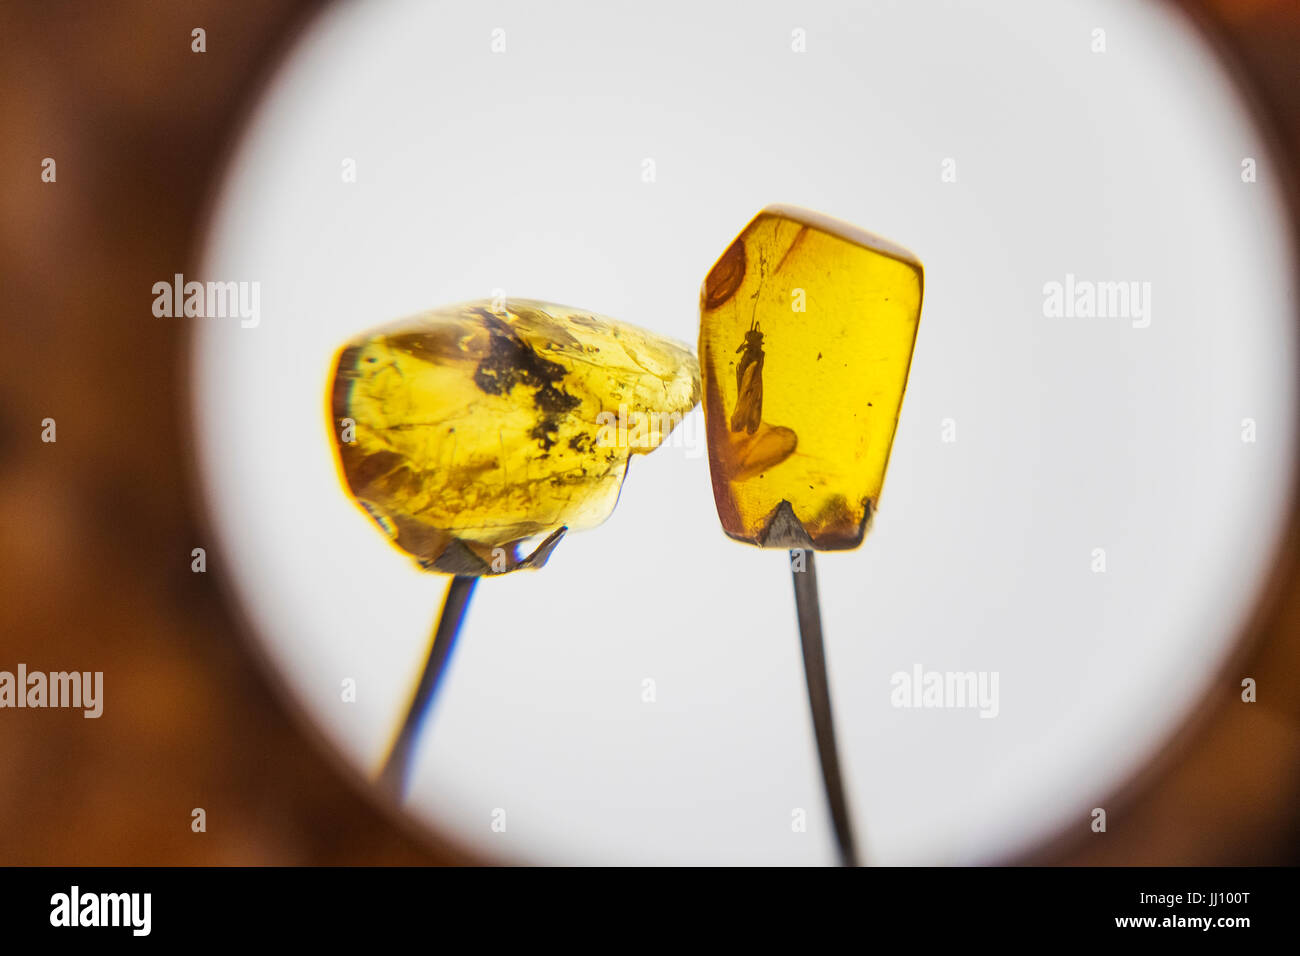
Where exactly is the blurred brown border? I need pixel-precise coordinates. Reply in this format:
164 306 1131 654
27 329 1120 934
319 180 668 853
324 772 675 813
0 0 1297 865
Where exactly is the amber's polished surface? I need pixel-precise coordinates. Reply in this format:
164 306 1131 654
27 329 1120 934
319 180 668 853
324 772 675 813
329 299 700 574
699 205 924 549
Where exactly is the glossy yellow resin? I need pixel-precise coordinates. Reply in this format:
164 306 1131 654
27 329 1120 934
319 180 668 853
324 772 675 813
330 299 699 574
699 205 923 549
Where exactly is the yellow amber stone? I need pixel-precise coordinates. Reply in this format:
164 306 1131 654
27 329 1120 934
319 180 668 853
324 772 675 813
699 205 923 550
329 299 700 575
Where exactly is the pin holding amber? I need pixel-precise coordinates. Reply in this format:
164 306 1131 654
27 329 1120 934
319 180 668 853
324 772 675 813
699 205 924 550
326 299 700 795
699 206 924 866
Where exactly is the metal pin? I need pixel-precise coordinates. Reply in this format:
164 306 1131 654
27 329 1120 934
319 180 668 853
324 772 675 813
790 548 860 867
380 575 478 796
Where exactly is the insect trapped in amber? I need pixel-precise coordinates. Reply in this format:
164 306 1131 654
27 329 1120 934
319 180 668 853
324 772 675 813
330 299 699 575
699 205 924 550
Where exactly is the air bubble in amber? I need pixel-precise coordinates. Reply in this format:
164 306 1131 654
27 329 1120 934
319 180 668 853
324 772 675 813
699 205 923 550
330 299 700 575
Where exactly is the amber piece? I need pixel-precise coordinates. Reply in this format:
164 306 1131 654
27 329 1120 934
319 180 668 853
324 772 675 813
330 299 700 574
699 205 923 549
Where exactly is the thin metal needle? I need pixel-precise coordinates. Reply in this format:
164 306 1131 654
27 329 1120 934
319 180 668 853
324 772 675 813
790 549 860 867
380 574 478 796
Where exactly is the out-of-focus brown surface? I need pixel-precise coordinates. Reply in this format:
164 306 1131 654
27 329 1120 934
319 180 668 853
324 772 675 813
0 0 1297 865
0 0 456 865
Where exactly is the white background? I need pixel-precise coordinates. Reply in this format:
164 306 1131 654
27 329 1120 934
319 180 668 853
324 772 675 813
194 0 1297 864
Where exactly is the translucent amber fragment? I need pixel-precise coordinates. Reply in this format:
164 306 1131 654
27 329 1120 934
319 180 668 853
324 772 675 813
330 300 700 575
699 205 923 550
